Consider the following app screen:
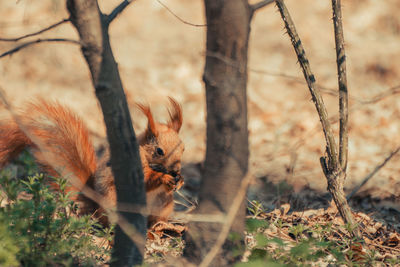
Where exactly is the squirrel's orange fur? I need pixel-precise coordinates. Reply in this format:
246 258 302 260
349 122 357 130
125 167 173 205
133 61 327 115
0 98 184 227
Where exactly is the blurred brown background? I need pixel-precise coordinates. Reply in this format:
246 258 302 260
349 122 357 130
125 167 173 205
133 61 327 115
1 0 399 211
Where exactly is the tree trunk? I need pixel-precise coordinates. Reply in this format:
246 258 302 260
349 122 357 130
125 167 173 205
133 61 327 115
184 1 252 265
66 1 146 266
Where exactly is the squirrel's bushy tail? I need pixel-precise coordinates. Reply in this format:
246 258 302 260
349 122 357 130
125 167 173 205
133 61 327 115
0 99 97 190
0 120 33 166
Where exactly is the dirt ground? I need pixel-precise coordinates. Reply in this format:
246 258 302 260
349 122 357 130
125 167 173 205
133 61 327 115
1 0 400 227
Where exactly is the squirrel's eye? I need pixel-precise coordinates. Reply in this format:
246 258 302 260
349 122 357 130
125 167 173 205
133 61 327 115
156 147 164 156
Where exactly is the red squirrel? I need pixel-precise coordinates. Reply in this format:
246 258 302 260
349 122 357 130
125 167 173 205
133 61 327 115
0 98 184 227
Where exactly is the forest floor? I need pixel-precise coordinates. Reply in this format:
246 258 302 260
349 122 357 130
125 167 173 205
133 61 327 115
1 0 400 264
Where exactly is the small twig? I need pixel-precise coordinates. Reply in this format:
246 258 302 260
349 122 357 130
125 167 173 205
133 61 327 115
198 173 254 267
0 38 80 58
173 213 225 224
368 242 400 253
332 0 349 175
358 85 400 105
106 0 135 24
174 199 191 209
155 0 206 27
347 146 400 200
175 190 197 208
251 0 275 12
206 50 242 71
0 18 70 42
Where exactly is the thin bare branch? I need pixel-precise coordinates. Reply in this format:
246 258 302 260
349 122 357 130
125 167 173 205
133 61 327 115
206 50 349 102
198 173 254 267
0 18 70 42
0 38 80 58
347 146 400 200
275 0 338 171
156 0 206 27
207 50 400 104
107 0 134 24
332 0 349 175
316 83 400 104
251 0 275 12
327 1 359 236
276 0 360 238
358 85 400 104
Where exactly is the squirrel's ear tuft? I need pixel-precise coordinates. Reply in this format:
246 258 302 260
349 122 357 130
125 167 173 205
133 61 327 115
137 103 158 138
167 97 182 133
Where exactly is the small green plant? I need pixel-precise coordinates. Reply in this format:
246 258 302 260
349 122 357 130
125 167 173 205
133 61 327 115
247 200 265 218
166 236 185 257
246 218 269 233
0 169 112 266
288 224 307 241
240 222 337 266
239 218 400 266
0 219 19 266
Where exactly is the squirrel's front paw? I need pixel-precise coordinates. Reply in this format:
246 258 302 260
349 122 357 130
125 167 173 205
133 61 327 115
162 174 184 191
162 174 176 191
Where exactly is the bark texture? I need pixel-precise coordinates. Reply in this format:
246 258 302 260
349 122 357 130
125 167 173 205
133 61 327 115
332 0 349 172
66 0 146 265
184 0 252 265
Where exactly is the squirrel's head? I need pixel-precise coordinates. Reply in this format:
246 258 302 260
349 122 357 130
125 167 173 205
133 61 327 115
137 97 184 182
